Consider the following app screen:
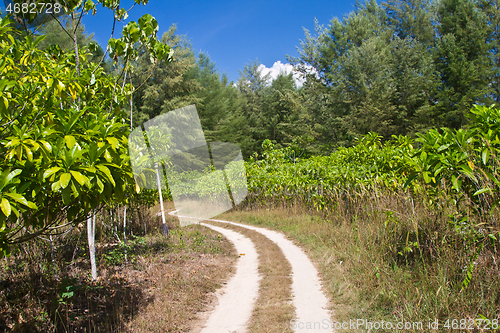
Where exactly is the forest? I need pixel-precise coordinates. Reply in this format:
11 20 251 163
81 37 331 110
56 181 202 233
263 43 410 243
0 0 499 331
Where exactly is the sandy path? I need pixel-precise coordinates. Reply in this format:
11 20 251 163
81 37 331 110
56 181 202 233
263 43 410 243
168 210 334 332
198 223 261 333
209 218 334 333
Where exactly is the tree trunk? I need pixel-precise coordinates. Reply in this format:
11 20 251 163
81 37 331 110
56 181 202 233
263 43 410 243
49 232 58 280
87 211 97 281
156 163 168 236
123 205 128 264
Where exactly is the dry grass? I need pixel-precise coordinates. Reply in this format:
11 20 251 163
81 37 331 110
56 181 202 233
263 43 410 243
125 227 237 332
220 190 500 332
209 221 295 333
0 202 237 332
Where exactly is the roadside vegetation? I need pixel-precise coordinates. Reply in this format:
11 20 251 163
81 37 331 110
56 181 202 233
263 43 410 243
220 105 500 331
0 204 235 332
1 0 500 331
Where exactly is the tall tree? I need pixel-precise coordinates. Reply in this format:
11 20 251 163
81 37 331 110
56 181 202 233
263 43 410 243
435 0 494 128
261 72 301 145
235 59 272 155
477 0 500 103
382 0 437 46
131 25 201 127
191 53 245 145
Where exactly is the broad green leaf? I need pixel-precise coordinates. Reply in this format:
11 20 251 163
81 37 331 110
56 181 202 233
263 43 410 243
24 146 33 162
60 173 71 189
96 165 115 186
43 167 62 180
422 171 431 183
104 150 112 162
39 140 52 152
65 135 76 149
0 95 8 115
106 137 120 149
52 180 62 192
0 198 11 217
61 186 72 205
70 170 89 186
4 193 28 206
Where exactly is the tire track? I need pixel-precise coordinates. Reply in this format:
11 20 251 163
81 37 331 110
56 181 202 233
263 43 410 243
209 218 334 333
169 210 334 332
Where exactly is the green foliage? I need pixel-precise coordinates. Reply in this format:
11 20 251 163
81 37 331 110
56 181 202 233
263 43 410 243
0 1 171 256
130 25 198 127
246 132 415 212
290 0 499 148
245 105 500 288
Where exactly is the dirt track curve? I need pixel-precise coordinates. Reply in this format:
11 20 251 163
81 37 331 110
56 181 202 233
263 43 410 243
169 210 334 333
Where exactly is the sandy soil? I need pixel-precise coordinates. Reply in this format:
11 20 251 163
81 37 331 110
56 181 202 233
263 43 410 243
169 210 334 332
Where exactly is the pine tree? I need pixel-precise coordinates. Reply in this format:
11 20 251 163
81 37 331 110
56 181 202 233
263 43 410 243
435 0 494 128
478 0 500 103
131 25 201 127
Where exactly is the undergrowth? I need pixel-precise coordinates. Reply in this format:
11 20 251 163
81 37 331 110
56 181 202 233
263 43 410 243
0 205 235 332
220 189 500 332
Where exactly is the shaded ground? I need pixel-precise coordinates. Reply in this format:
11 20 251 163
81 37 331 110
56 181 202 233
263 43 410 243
0 215 236 332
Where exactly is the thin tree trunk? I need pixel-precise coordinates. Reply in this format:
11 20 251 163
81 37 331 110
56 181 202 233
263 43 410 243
87 211 97 281
49 232 58 280
156 163 168 236
130 76 134 130
123 205 128 264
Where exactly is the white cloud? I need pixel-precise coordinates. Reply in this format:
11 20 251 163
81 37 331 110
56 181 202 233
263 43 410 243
257 61 307 88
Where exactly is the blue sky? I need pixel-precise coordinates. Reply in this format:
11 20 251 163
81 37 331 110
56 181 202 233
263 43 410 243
79 0 358 83
3 0 357 83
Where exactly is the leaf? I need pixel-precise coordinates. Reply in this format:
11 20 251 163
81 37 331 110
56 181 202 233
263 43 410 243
39 140 52 152
0 169 21 191
61 186 72 205
0 96 8 115
420 151 427 162
96 165 115 186
482 149 490 165
24 146 33 162
60 173 71 189
65 135 76 149
43 167 62 180
70 170 89 186
104 150 112 162
106 137 120 149
459 164 477 181
4 193 28 206
473 188 493 196
423 171 432 183
0 198 11 217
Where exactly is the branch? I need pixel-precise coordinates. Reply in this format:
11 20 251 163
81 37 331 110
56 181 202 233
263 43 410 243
91 12 117 75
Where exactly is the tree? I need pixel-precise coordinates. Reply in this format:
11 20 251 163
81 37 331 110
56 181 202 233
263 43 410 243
434 0 494 128
131 25 200 127
382 0 437 46
191 53 245 145
261 72 301 145
235 59 271 155
477 0 500 103
0 1 171 258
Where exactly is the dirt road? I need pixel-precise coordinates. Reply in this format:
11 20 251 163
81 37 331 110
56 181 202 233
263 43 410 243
169 210 334 332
